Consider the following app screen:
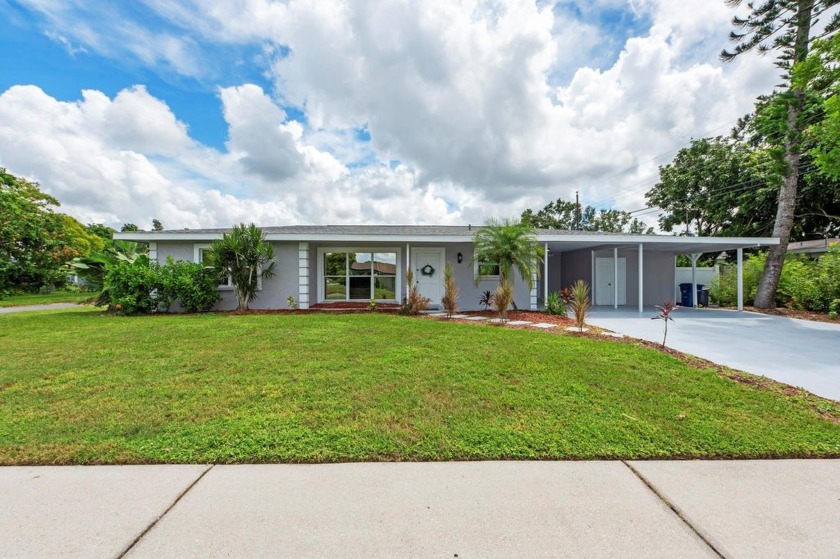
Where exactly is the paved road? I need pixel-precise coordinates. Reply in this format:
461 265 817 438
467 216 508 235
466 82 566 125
2 460 839 558
0 303 81 314
587 307 840 401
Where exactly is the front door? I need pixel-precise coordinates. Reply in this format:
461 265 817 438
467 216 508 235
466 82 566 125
595 257 627 306
411 248 445 304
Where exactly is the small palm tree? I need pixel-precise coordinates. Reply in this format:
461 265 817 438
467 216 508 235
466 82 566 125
208 223 276 310
472 218 544 298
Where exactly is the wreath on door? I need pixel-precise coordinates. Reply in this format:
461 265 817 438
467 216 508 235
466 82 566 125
420 264 436 277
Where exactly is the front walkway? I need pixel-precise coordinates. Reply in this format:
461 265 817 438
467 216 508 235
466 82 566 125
0 303 81 314
2 461 838 558
587 307 840 401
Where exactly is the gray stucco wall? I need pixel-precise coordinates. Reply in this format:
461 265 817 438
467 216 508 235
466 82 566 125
155 240 300 311
548 247 675 308
304 241 530 311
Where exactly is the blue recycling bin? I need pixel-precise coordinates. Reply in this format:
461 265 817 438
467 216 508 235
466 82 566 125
678 283 705 307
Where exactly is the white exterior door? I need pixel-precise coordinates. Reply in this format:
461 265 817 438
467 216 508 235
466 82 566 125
595 257 627 306
411 248 445 304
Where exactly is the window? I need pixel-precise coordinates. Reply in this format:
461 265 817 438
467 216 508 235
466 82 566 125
194 244 233 289
321 250 398 301
476 260 501 279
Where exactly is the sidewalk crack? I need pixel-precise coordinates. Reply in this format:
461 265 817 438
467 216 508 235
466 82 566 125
117 464 215 558
622 461 726 559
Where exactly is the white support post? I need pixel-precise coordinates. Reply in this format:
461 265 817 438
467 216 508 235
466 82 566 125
638 243 644 313
737 248 744 312
543 243 549 306
148 242 157 265
405 243 411 300
613 247 619 309
691 253 698 308
530 268 538 310
298 242 309 309
591 250 595 305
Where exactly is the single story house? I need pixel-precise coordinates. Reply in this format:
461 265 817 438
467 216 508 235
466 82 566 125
114 225 778 312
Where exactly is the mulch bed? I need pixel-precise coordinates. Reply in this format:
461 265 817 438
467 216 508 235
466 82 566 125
733 306 839 325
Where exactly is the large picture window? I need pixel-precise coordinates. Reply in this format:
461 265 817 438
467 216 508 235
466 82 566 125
322 251 398 301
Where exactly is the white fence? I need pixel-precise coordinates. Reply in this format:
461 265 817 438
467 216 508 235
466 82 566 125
674 266 718 301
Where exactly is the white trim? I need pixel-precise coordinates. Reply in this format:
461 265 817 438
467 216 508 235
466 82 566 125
691 253 698 307
543 243 549 305
316 246 402 303
737 248 744 312
298 242 310 309
638 243 643 313
613 247 618 310
193 244 234 290
473 259 501 281
116 231 780 248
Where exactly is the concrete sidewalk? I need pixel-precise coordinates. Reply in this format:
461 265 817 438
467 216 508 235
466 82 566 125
2 461 839 558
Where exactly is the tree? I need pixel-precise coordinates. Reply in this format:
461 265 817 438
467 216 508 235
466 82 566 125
207 223 276 310
121 223 140 232
521 197 653 234
0 168 91 293
472 218 544 310
795 33 840 178
152 219 164 231
722 0 840 308
71 240 147 306
86 223 114 241
647 137 775 237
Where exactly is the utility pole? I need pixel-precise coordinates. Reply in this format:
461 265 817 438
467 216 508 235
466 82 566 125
575 190 580 230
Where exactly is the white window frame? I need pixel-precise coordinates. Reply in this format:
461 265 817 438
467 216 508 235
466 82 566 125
316 247 401 303
194 244 234 290
474 259 501 281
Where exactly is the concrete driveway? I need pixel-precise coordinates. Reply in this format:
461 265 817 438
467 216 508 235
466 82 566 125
587 307 840 401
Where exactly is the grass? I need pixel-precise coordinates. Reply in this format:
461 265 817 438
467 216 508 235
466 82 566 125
0 291 90 307
1 308 839 465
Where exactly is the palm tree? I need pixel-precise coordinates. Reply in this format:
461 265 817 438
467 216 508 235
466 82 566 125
472 218 544 296
207 223 276 310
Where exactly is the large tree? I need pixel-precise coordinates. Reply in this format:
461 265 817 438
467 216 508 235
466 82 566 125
0 168 98 293
722 0 840 308
521 198 653 234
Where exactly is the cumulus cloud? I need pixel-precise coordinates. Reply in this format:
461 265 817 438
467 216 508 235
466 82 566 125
1 0 793 229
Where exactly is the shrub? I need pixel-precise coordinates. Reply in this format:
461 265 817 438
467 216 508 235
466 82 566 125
441 262 458 318
545 292 566 315
652 300 677 347
106 261 163 315
479 290 493 310
159 259 221 313
491 278 514 321
569 280 590 332
207 223 276 310
709 253 765 307
287 296 299 310
399 268 431 316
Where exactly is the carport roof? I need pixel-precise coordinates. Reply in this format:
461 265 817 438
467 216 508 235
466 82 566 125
115 225 777 254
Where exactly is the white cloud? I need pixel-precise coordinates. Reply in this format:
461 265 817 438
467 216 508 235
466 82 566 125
2 0 795 230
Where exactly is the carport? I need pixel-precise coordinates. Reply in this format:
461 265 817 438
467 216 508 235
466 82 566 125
536 233 779 312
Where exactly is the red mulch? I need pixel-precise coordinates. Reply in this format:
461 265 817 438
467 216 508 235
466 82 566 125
452 310 574 326
310 302 400 311
734 306 839 325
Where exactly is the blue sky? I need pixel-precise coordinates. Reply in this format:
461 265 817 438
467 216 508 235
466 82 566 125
0 0 777 228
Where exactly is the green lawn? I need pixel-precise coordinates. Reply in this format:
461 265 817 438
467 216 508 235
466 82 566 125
1 308 838 465
0 291 90 307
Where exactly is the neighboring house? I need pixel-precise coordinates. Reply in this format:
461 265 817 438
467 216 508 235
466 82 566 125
786 238 840 256
114 225 778 312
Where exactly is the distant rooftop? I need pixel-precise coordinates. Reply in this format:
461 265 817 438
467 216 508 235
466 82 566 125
787 238 840 254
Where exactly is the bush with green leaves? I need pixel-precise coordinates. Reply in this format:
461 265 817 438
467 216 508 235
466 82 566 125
545 292 566 315
158 259 221 313
710 246 840 312
106 261 163 315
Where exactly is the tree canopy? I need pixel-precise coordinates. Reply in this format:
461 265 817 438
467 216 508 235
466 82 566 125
0 168 101 294
521 197 653 234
